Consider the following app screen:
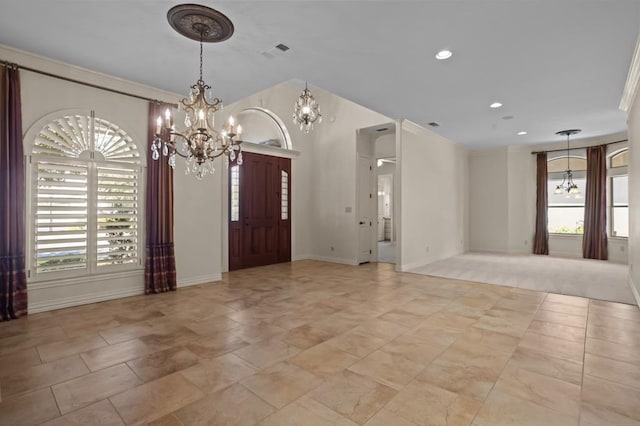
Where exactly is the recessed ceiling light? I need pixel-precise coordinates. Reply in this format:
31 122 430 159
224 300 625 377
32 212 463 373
517 131 527 135
435 49 453 60
490 102 503 109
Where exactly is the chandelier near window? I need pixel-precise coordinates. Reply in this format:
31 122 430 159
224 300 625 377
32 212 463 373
293 82 322 133
554 129 582 197
152 4 242 179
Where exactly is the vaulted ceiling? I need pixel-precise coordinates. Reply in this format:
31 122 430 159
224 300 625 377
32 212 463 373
0 1 638 148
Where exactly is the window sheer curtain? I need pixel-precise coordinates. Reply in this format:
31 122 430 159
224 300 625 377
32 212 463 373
145 102 177 293
0 65 27 320
583 145 608 260
533 152 549 255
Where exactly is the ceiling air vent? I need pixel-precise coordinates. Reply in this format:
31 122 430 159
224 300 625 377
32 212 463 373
428 122 440 127
376 127 389 132
261 43 291 59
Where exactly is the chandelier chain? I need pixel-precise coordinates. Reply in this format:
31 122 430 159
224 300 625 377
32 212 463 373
199 35 204 84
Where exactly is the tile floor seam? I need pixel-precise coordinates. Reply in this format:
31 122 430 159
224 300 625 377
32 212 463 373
582 371 640 392
238 381 281 411
468 291 546 426
106 397 127 426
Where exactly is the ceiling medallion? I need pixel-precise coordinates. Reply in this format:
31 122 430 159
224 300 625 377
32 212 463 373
167 4 234 43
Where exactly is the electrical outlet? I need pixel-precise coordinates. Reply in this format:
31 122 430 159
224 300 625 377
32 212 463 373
330 246 334 251
426 246 430 253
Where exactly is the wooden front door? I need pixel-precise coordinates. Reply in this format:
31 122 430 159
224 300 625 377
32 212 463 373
229 152 291 270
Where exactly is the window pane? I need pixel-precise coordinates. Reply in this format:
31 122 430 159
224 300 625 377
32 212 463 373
96 166 139 267
612 175 628 205
281 170 289 220
230 166 240 222
612 207 629 237
547 156 586 172
611 150 628 168
548 207 584 234
35 161 88 272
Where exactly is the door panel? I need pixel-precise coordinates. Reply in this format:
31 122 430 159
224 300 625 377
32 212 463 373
229 152 291 270
358 155 373 264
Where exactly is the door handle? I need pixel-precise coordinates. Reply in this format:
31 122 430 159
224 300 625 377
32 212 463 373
359 221 365 225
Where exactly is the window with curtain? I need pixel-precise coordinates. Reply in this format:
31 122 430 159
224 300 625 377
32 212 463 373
609 148 628 238
547 152 587 234
29 113 142 279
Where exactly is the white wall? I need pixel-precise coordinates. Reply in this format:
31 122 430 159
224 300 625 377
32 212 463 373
310 89 393 265
627 87 640 305
0 43 225 312
398 120 468 271
468 148 509 252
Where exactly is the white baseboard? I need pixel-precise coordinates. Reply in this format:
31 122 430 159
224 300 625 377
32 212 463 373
629 274 640 308
467 248 508 255
292 254 313 261
178 273 222 288
28 285 145 314
306 255 358 266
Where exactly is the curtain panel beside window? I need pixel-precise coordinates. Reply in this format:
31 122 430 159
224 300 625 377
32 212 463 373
583 145 608 260
0 65 27 320
533 152 549 255
145 102 176 293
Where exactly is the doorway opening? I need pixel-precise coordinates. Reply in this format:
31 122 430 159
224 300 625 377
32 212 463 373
356 122 396 265
377 168 395 263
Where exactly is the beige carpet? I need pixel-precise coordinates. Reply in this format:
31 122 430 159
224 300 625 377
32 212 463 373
408 252 636 305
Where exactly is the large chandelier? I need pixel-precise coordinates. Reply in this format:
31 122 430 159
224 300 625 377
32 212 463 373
554 129 582 197
152 4 242 179
293 82 322 133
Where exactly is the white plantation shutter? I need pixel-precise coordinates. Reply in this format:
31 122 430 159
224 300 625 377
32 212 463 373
34 161 88 273
30 112 141 278
96 165 139 267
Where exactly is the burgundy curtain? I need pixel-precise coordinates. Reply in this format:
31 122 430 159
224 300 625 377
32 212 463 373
583 145 608 260
533 152 549 255
0 65 27 320
145 102 176 293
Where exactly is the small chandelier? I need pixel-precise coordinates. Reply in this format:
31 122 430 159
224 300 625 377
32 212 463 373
293 82 322 133
152 4 242 179
554 129 582 197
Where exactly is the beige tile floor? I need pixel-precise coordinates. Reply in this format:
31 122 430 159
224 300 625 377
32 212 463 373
0 260 639 425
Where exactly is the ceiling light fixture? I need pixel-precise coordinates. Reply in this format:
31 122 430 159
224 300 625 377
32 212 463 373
554 129 582 197
517 131 527 135
293 82 322 133
489 102 503 109
152 4 242 179
435 49 453 60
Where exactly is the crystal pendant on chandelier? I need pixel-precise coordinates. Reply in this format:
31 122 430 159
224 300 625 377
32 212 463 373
553 129 582 198
293 82 322 133
152 4 241 179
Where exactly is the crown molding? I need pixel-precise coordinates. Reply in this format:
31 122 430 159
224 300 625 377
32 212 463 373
620 34 640 113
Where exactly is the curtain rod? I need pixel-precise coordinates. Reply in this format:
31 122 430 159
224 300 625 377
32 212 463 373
531 138 628 155
0 59 178 108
